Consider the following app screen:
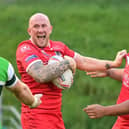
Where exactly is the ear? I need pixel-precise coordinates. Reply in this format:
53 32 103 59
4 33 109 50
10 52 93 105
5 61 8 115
51 25 53 30
49 25 53 34
27 28 31 36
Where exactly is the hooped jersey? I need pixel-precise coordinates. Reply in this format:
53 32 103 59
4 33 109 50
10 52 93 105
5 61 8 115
16 40 75 112
0 57 18 95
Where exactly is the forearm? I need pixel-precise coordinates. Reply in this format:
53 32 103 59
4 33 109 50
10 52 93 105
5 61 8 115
84 57 115 71
104 100 129 116
75 54 117 72
9 80 34 106
107 68 124 81
28 60 71 83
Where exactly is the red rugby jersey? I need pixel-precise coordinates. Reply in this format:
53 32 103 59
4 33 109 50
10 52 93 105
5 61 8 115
16 40 75 112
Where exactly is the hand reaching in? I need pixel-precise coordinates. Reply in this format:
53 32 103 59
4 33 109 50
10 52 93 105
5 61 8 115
83 104 106 119
29 94 43 108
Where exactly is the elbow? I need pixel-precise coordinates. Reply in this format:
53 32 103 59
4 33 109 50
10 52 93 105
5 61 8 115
34 76 49 83
13 85 28 99
20 86 28 96
34 77 42 83
77 65 91 72
34 77 43 83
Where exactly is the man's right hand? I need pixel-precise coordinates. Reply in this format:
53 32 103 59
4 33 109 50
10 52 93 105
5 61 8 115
64 56 76 74
113 49 127 67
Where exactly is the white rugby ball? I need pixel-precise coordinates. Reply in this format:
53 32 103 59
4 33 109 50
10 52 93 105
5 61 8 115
48 55 73 89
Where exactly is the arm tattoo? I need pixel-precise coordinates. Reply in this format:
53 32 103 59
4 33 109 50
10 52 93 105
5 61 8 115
28 60 70 83
105 63 111 69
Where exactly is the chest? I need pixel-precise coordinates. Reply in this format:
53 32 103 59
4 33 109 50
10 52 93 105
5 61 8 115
39 48 64 65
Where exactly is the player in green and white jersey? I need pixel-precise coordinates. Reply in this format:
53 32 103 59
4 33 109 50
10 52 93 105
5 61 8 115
0 57 18 95
0 57 42 108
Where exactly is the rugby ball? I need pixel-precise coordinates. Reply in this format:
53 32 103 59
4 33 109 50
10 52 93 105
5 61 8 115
48 55 73 89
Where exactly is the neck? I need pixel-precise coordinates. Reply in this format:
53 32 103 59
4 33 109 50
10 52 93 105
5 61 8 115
29 38 50 48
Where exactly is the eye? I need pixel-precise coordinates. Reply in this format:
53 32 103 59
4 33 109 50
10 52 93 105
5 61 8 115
33 24 39 28
42 24 47 28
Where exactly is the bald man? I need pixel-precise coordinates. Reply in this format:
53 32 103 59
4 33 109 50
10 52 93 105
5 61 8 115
16 13 126 129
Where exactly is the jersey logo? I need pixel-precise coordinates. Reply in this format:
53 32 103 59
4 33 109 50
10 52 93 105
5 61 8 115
21 45 31 52
25 55 38 62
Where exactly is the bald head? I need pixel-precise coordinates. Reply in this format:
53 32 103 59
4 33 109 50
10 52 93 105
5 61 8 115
29 13 51 28
27 13 52 48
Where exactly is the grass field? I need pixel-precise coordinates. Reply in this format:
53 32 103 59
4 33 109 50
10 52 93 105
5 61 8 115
0 0 129 128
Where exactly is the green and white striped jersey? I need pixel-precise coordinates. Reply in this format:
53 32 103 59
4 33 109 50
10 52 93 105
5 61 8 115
0 57 18 95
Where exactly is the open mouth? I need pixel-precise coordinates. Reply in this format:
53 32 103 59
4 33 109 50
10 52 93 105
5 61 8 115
37 35 46 39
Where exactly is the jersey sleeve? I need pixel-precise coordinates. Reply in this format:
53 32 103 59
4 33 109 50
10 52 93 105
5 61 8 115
16 43 42 72
0 72 6 86
0 57 18 88
5 63 19 88
64 44 75 58
0 57 10 86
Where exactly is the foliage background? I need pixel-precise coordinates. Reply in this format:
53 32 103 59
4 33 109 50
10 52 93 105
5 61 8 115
0 0 129 128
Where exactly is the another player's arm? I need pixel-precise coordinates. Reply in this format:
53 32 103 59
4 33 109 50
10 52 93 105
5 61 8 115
74 50 126 72
103 100 129 116
7 79 42 108
83 100 129 119
106 68 124 81
87 68 124 82
8 79 34 105
27 59 74 83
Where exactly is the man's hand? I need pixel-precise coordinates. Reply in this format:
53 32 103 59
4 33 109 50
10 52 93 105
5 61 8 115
29 94 43 108
83 104 106 119
113 49 127 67
64 56 76 74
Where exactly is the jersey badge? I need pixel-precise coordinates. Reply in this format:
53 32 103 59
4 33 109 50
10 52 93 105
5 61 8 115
21 45 31 52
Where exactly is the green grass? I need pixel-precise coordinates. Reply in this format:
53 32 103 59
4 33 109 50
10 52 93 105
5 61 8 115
0 0 129 128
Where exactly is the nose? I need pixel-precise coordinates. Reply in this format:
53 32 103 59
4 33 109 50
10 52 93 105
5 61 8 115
38 26 44 33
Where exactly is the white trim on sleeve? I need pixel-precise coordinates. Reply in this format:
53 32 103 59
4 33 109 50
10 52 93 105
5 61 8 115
26 59 42 72
0 81 5 86
8 63 15 81
73 52 78 59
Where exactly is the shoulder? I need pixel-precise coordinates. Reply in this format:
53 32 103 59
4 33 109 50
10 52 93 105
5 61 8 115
16 40 33 55
0 57 13 83
50 40 75 56
0 57 9 68
0 57 14 74
51 40 65 46
50 40 67 49
17 40 32 49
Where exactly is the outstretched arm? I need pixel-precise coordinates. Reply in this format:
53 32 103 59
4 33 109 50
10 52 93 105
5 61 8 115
83 100 129 119
7 79 42 108
87 68 124 81
74 49 126 72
